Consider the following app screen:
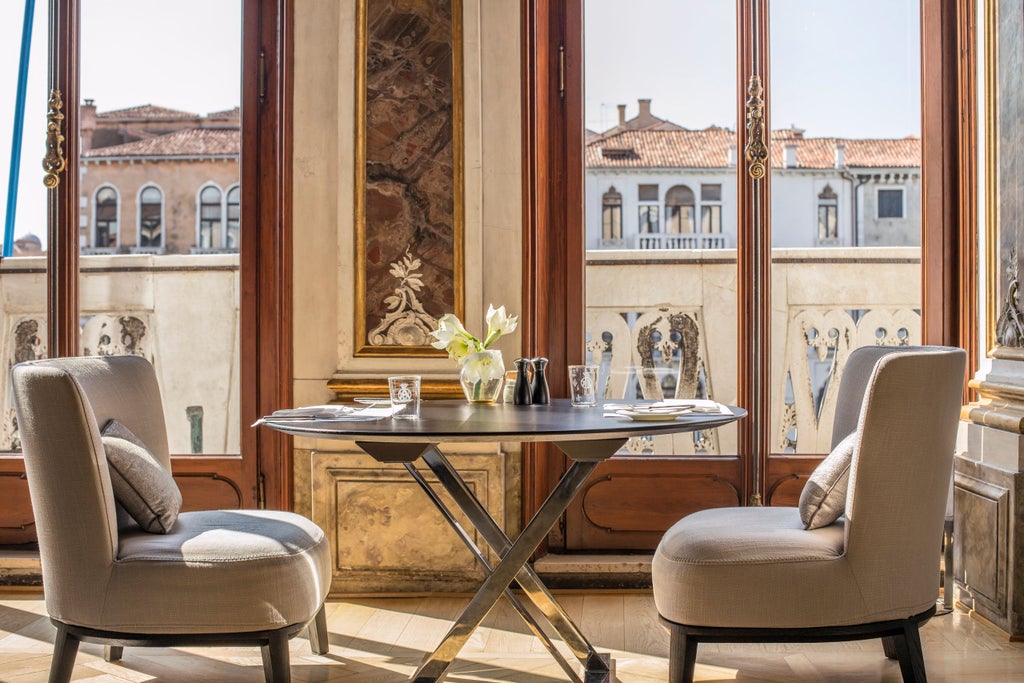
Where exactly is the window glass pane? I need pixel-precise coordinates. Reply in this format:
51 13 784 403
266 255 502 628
95 186 119 248
79 0 241 455
637 184 659 201
877 188 904 218
700 184 721 202
0 1 50 472
226 185 240 249
638 205 659 233
585 0 738 477
770 0 921 454
701 205 721 234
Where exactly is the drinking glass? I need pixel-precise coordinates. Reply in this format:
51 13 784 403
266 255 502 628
568 365 599 407
388 375 421 419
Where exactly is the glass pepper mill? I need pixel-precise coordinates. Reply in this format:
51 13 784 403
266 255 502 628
531 357 550 405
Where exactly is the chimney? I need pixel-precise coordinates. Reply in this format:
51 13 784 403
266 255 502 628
784 142 798 168
638 98 652 120
728 142 737 167
834 142 846 168
80 99 97 152
617 104 626 127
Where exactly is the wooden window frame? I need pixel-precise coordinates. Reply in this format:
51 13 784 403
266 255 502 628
521 0 976 544
41 0 294 511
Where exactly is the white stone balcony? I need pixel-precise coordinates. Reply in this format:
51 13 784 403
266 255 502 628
633 233 731 250
0 248 918 462
585 246 920 456
0 253 240 455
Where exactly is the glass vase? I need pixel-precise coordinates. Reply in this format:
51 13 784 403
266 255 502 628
459 350 505 404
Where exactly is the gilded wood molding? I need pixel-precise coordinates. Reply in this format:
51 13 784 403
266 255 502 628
328 377 463 402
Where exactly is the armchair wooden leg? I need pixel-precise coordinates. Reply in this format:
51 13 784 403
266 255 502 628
307 604 329 655
891 619 927 683
104 644 123 662
668 627 698 683
882 635 899 659
260 629 291 683
49 623 80 683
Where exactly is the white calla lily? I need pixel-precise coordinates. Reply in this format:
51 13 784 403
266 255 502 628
483 305 518 348
461 350 505 384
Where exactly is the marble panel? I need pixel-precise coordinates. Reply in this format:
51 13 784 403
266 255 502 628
954 450 1024 636
954 465 1008 608
311 446 505 593
357 0 461 352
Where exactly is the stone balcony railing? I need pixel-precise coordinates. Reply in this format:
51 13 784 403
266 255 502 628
585 246 921 457
0 253 240 455
633 233 731 250
0 248 920 462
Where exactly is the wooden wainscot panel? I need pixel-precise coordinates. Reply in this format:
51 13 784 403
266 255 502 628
172 455 246 511
954 467 1008 612
566 457 742 550
312 448 504 593
0 457 33 544
765 455 824 507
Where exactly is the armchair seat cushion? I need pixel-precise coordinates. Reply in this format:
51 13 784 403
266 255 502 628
653 506 868 629
83 509 331 634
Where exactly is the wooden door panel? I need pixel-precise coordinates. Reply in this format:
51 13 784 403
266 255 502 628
172 455 250 511
564 457 743 551
765 455 823 507
0 454 249 546
0 457 33 545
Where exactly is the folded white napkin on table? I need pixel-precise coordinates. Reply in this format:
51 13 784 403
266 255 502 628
251 404 401 427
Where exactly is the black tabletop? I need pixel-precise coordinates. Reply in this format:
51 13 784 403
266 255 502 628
263 398 745 444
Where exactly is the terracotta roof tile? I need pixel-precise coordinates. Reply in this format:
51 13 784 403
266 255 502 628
82 128 239 159
206 106 240 120
96 104 200 120
586 128 920 170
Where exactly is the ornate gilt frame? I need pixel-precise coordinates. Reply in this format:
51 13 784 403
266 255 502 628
353 0 465 357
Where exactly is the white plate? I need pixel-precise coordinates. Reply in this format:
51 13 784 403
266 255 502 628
353 397 393 407
615 407 692 422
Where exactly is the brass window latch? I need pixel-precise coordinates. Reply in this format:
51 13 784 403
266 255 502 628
42 89 66 189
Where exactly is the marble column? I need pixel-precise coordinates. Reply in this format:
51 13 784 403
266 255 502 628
955 356 1024 636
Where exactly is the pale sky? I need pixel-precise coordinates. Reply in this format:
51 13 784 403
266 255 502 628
585 0 921 138
1 0 920 246
0 0 241 245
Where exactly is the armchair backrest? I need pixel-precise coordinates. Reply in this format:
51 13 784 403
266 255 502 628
830 345 910 449
11 355 169 624
841 346 966 612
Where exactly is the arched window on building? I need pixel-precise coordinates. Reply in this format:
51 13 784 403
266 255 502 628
226 185 241 250
139 185 164 249
198 185 223 249
665 184 695 234
601 187 622 241
817 184 839 243
94 185 119 248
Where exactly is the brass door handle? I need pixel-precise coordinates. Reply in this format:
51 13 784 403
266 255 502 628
744 75 768 180
42 89 66 189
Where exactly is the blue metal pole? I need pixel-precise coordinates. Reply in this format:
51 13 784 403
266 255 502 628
4 0 36 258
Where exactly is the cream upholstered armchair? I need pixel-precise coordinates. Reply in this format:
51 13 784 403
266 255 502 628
652 345 966 683
12 355 332 683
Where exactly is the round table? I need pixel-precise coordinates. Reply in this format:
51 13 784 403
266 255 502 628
264 398 745 682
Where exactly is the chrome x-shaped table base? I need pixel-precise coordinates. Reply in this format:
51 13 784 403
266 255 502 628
355 438 626 683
